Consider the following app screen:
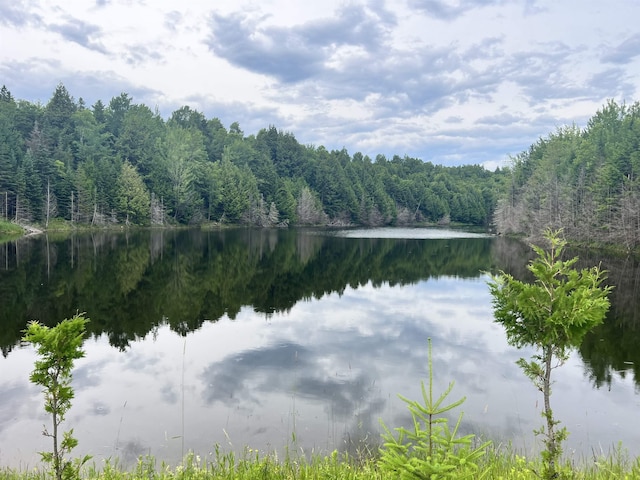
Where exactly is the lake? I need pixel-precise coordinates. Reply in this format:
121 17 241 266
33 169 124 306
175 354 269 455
0 227 638 468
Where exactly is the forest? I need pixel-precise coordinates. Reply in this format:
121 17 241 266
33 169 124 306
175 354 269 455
495 100 640 250
0 84 505 229
2 83 639 250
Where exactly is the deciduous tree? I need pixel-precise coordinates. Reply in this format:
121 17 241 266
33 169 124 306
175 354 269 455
488 229 612 479
23 314 91 480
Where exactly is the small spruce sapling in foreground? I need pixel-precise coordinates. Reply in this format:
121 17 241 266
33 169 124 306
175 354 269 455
487 229 612 480
378 338 491 479
23 314 91 480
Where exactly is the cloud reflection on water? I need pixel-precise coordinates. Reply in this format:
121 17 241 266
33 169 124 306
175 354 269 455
1 274 639 468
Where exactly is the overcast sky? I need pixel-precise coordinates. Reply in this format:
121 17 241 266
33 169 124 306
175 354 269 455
1 0 639 169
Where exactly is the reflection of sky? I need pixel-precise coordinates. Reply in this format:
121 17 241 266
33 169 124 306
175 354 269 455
1 276 639 468
331 227 491 239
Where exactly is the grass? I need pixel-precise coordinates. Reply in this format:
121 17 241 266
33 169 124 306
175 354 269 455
0 218 24 241
478 443 640 479
2 445 640 480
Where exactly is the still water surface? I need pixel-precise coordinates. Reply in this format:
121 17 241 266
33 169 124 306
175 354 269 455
0 228 638 468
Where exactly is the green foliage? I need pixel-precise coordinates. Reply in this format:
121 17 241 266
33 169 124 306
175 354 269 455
79 448 385 480
275 179 298 222
378 339 490 479
5 447 640 480
0 82 505 229
23 314 91 480
160 124 208 222
116 162 150 225
497 100 640 250
490 230 612 354
488 229 612 479
115 104 164 184
476 444 640 479
0 218 23 236
212 154 258 223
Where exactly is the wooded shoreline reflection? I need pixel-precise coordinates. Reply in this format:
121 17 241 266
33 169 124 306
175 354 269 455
0 228 638 389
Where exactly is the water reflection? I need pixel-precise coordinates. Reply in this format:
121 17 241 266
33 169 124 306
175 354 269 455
489 238 640 390
0 228 496 351
0 228 639 468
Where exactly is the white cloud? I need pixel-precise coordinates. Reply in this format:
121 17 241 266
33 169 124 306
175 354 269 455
1 0 638 167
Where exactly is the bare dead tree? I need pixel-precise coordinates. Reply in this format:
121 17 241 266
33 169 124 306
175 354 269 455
296 187 327 225
44 179 57 228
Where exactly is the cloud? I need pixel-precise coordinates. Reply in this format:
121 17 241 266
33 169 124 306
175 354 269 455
201 342 312 405
0 2 42 27
120 43 166 66
0 58 162 111
205 3 395 84
601 33 640 64
206 12 327 83
160 383 178 404
501 42 580 101
409 0 546 20
164 10 183 32
475 112 524 126
258 33 508 126
196 279 518 436
587 67 637 99
199 338 389 427
0 382 34 433
408 0 508 20
73 362 104 390
49 16 107 53
0 58 64 100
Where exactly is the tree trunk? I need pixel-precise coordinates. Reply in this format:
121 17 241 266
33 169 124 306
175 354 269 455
543 344 557 478
46 179 51 228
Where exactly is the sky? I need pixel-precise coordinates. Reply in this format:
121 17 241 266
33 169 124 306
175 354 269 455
1 1 639 169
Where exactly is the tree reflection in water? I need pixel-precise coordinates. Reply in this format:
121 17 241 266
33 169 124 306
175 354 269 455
0 228 638 467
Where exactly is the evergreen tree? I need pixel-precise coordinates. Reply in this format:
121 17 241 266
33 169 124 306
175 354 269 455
116 161 150 225
43 83 77 145
0 107 20 216
105 92 132 139
212 153 258 223
161 124 207 222
205 117 227 162
0 83 511 229
115 104 164 183
91 99 106 125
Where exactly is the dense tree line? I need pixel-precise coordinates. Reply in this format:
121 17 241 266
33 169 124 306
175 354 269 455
0 84 505 228
495 100 640 250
